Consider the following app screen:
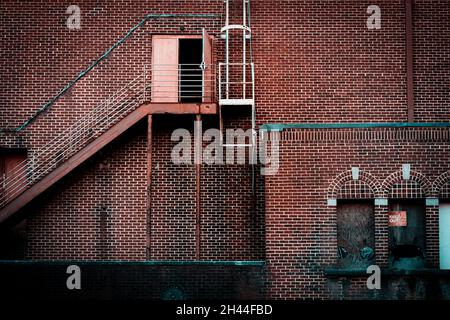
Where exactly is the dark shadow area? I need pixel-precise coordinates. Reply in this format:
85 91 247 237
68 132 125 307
179 39 203 103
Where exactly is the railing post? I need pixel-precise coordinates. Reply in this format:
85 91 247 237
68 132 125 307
251 62 255 102
1 173 5 207
201 62 205 101
144 64 147 102
178 64 181 102
28 154 35 186
218 63 222 101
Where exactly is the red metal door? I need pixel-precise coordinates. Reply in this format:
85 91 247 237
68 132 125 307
151 36 179 103
202 28 213 103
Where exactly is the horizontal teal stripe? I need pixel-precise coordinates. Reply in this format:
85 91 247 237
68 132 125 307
324 268 450 277
261 122 450 131
0 260 265 266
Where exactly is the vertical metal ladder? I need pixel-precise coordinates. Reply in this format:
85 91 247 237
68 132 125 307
218 0 257 195
219 0 256 165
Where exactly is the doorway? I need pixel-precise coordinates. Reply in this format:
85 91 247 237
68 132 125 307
151 31 213 103
388 200 426 269
178 39 203 102
440 202 450 269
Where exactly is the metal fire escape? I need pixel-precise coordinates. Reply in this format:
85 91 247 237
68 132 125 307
0 4 257 222
219 0 257 188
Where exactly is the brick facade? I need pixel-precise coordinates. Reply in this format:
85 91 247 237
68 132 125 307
265 127 450 299
0 0 449 299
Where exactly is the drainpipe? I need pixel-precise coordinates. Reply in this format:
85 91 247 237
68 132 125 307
195 114 202 260
405 0 415 122
147 114 153 259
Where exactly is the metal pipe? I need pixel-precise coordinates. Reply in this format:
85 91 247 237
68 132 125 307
243 0 247 99
405 0 415 122
147 114 152 259
225 0 230 99
219 105 224 145
218 62 222 101
195 114 202 260
251 63 256 195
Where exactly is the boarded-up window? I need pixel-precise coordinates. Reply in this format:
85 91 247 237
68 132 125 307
389 200 426 269
0 149 27 206
337 201 375 268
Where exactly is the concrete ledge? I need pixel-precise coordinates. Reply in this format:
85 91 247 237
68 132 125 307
262 122 450 132
0 260 266 299
0 260 266 266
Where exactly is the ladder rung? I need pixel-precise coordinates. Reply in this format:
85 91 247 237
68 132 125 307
221 25 251 33
222 144 253 147
220 99 254 106
220 34 251 40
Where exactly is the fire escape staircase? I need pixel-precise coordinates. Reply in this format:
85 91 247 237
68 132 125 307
0 68 216 224
0 0 254 224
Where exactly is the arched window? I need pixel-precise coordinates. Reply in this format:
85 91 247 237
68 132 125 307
328 168 381 268
383 169 430 269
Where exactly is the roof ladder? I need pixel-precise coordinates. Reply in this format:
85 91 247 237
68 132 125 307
219 0 254 107
219 0 257 192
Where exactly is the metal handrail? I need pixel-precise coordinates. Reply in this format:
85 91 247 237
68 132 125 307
1 77 146 204
1 64 216 207
218 62 254 102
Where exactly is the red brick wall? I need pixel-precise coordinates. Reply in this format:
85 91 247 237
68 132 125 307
24 113 265 261
150 114 264 261
253 0 407 124
265 127 450 299
414 0 450 121
26 123 148 260
250 0 450 124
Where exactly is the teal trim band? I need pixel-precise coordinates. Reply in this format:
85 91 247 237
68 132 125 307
0 260 265 266
261 122 450 132
324 267 450 277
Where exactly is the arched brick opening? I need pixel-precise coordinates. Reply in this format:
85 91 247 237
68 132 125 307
327 169 382 200
382 169 433 267
382 170 431 199
432 171 450 199
326 169 382 269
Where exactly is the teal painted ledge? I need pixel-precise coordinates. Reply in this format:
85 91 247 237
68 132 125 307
261 122 450 132
0 260 266 266
324 268 450 277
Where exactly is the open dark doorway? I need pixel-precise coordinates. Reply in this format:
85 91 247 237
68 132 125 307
388 200 426 269
178 39 203 102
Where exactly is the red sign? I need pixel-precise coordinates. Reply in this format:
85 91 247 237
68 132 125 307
389 211 407 227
